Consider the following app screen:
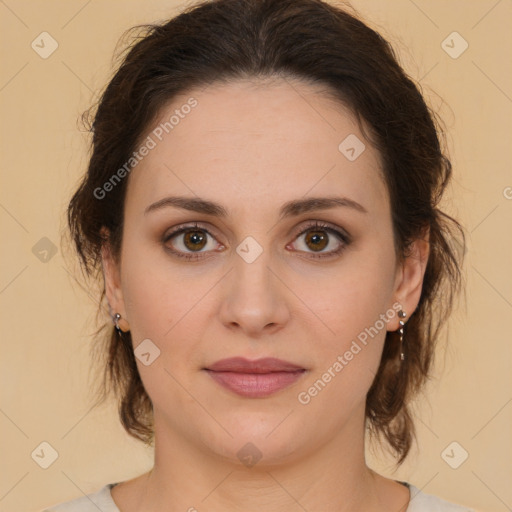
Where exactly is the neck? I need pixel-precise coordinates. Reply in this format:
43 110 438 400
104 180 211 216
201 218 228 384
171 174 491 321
131 407 395 512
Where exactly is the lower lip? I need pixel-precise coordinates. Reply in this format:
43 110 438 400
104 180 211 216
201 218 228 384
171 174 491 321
204 370 306 398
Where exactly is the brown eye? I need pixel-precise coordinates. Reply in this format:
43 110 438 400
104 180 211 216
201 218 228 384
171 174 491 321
182 229 208 251
304 230 329 252
290 221 350 259
163 224 220 260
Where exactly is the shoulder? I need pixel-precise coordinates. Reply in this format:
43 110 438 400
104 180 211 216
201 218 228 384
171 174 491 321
405 483 476 512
42 483 120 512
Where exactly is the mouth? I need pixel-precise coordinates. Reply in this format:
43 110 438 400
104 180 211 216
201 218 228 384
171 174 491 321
203 357 307 398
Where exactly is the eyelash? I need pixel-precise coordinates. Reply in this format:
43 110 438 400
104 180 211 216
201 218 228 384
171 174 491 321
162 221 351 261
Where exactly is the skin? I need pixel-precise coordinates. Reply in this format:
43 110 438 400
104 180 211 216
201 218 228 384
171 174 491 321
102 77 429 512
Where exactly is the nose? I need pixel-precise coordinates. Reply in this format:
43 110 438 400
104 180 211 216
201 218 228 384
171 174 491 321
218 249 291 338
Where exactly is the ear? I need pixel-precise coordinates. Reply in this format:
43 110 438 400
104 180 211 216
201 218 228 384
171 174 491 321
100 227 130 332
388 226 430 330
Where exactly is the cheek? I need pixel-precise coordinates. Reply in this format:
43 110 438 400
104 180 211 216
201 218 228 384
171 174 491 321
119 240 216 350
298 287 391 418
319 256 396 337
307 247 397 395
119 240 178 341
118 246 205 404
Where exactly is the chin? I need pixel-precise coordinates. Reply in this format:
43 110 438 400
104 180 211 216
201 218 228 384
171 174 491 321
199 417 310 468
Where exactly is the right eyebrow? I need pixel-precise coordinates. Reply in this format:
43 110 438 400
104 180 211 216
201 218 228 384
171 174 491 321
144 196 228 217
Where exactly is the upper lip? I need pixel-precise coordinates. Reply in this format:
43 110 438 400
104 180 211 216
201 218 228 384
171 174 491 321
204 357 305 373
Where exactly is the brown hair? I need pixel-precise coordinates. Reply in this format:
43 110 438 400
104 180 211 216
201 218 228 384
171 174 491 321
67 0 464 465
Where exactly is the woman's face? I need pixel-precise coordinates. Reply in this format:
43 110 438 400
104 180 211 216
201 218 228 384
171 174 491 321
103 78 425 466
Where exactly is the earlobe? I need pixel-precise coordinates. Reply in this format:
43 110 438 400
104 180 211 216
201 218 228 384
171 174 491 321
100 228 130 331
389 228 430 330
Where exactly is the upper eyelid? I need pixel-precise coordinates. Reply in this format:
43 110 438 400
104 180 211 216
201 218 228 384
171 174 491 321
163 220 349 245
163 222 220 241
296 221 349 238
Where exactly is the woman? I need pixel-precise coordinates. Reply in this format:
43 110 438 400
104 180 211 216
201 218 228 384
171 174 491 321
46 0 473 510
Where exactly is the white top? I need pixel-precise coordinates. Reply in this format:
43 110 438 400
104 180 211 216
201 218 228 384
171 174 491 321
43 481 476 511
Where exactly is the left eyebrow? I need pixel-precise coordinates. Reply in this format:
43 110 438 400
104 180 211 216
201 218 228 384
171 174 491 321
278 196 368 220
143 195 368 218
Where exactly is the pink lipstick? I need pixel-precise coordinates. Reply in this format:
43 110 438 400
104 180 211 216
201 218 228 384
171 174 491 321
204 357 307 398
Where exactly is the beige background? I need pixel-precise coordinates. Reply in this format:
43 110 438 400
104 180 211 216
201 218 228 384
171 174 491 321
1 0 511 511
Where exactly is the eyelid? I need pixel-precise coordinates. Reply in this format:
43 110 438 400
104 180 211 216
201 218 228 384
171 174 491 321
163 220 349 242
292 220 351 243
162 222 222 261
162 221 221 242
162 219 351 259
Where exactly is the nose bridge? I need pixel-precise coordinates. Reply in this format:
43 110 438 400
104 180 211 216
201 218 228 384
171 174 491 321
231 243 276 305
219 241 290 334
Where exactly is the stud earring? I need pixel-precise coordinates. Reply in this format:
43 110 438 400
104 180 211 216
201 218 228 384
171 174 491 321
398 310 406 361
113 312 129 334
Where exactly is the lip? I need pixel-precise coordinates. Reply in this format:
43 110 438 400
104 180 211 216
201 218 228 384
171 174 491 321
205 357 305 373
204 357 307 398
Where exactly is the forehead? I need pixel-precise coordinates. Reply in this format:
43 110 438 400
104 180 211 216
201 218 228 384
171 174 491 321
125 78 388 219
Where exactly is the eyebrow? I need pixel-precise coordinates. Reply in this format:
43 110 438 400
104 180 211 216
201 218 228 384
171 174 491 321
144 195 368 219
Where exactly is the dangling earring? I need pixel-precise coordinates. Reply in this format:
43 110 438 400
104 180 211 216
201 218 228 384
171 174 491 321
113 313 122 332
398 310 406 361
